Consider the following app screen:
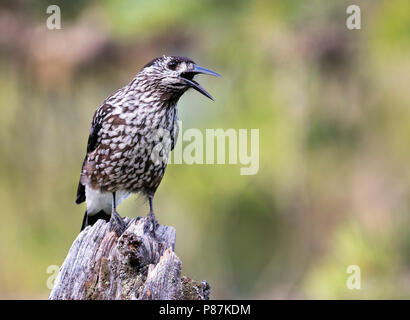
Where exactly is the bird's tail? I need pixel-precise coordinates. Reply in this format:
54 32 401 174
80 210 110 231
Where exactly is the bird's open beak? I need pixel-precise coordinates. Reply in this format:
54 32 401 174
180 64 222 101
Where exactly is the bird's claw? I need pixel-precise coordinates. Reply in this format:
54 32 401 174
144 210 159 237
109 210 126 236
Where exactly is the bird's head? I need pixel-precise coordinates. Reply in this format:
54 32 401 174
140 55 221 101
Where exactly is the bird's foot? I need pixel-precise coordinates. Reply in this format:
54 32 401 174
109 209 126 236
144 210 159 237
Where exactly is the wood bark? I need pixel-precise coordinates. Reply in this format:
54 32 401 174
49 216 210 300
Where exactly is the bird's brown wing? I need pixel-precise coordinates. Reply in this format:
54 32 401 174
75 104 112 204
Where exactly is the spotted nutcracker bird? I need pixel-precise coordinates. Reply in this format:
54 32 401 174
75 55 221 234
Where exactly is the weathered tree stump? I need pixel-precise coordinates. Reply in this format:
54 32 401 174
49 216 210 300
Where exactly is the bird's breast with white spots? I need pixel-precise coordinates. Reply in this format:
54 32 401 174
82 103 178 195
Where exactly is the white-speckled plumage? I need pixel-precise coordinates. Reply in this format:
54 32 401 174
75 55 219 227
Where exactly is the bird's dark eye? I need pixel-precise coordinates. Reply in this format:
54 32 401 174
167 60 178 70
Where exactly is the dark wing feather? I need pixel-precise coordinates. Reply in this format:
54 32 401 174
75 104 111 204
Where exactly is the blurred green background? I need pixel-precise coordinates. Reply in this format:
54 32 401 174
1 0 410 299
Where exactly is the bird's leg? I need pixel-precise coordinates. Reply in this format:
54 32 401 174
109 191 125 236
145 195 159 235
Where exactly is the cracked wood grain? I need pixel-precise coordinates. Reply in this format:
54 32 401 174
49 216 210 300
